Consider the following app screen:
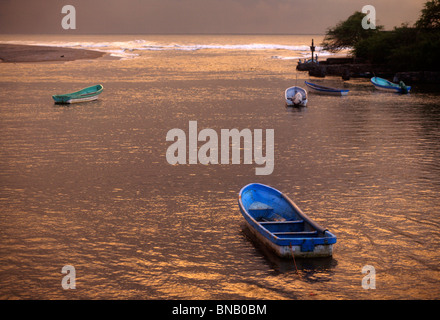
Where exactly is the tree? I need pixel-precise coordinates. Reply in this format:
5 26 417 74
416 0 440 29
321 11 383 52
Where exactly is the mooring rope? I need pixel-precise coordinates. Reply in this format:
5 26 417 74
289 243 300 277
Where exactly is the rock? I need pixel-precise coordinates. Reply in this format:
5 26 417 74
296 61 318 71
297 57 440 83
394 71 440 84
309 65 326 77
342 69 350 80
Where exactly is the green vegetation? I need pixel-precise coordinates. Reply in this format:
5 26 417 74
321 11 383 52
322 0 440 71
416 0 440 28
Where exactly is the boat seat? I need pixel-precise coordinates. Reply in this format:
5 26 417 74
273 231 318 237
260 220 303 225
248 202 273 220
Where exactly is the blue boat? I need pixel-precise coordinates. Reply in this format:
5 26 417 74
239 183 337 258
305 81 349 96
371 77 411 94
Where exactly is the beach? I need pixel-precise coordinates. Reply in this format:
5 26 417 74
0 34 439 300
0 43 105 63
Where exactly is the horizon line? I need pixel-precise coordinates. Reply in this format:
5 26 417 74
0 32 327 36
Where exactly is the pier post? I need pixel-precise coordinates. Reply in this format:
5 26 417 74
310 39 315 63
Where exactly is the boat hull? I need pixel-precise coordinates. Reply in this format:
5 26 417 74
305 81 349 96
308 88 349 96
53 95 100 104
238 183 336 258
243 218 334 258
286 99 308 107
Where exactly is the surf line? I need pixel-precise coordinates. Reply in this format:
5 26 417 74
166 121 274 175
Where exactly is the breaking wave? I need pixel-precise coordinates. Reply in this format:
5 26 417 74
0 39 329 60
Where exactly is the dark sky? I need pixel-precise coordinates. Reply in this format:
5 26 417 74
0 0 426 34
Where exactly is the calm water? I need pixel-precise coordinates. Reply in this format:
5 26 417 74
0 35 439 300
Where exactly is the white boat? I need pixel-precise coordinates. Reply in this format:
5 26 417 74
285 86 308 107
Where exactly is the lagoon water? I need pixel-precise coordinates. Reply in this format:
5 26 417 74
0 35 439 299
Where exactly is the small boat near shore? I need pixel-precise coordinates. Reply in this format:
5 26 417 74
52 84 104 104
305 81 349 96
285 86 308 107
238 183 337 258
371 77 411 94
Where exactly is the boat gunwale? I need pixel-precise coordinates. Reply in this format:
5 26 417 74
285 86 308 97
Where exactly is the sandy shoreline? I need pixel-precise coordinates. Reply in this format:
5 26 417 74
0 43 105 63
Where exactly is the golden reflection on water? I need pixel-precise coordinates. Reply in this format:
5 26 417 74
1 35 440 299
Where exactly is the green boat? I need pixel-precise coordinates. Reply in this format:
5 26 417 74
52 84 104 104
